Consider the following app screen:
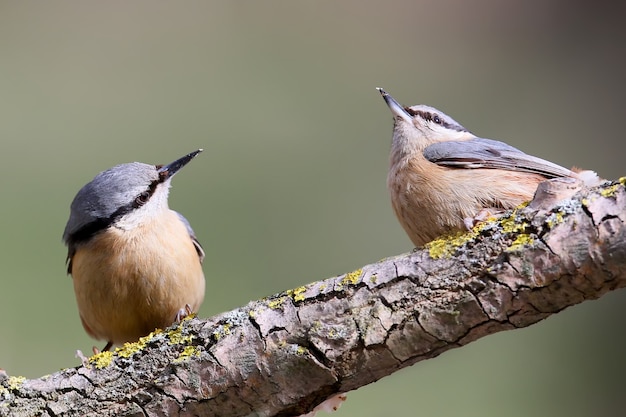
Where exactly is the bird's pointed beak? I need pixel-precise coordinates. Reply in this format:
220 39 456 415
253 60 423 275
376 88 412 123
158 149 203 181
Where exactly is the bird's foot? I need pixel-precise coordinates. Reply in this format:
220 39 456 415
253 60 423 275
175 304 194 322
463 208 499 230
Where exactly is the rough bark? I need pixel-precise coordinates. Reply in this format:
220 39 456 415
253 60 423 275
1 179 625 417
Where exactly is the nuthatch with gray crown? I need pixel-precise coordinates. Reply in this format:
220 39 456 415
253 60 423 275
377 88 601 247
63 150 205 351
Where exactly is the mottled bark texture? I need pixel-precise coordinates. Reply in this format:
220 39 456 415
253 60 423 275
1 179 625 417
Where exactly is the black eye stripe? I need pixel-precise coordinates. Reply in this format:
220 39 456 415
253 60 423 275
132 178 160 208
405 108 439 123
403 107 467 132
405 107 421 118
67 179 160 249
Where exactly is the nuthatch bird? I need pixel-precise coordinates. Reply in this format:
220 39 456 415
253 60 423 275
63 150 205 351
377 88 600 247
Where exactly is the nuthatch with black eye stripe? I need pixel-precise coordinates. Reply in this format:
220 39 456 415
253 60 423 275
377 88 601 247
63 150 205 351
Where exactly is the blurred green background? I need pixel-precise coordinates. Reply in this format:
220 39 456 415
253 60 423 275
1 1 625 416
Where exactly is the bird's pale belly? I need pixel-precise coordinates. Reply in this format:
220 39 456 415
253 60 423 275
389 165 544 247
71 216 205 345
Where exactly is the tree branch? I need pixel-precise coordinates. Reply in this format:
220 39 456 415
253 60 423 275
2 179 625 417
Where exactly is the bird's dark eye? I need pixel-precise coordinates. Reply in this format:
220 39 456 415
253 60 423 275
433 114 442 125
135 191 150 206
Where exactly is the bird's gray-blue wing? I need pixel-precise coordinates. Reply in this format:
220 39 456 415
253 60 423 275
176 212 205 263
423 138 574 178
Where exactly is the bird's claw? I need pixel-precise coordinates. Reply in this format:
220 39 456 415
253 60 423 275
175 304 194 322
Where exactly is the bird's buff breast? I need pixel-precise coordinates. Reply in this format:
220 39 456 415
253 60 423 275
71 211 205 344
388 159 542 247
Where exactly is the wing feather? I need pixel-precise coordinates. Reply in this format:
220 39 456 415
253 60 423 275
175 212 205 263
423 138 574 178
